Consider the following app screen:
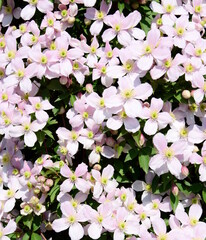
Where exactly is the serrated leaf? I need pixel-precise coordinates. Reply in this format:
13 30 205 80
170 192 179 212
31 233 42 240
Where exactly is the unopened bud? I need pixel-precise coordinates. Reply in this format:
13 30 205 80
58 106 65 115
181 165 189 177
45 179 53 187
93 164 101 171
139 133 145 147
41 185 50 193
30 196 39 205
86 83 93 93
132 3 139 9
77 92 82 99
38 176 46 183
84 18 91 25
190 90 195 97
182 90 191 99
106 137 116 147
60 76 68 85
34 188 41 195
172 184 179 196
193 145 199 152
68 16 75 24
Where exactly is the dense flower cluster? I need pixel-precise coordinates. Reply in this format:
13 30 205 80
0 0 206 239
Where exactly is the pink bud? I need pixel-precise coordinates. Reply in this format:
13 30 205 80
77 92 83 99
68 16 75 24
45 179 54 187
181 165 189 177
93 164 101 171
86 83 93 93
60 76 68 85
41 185 50 193
190 90 195 97
182 90 191 99
139 133 145 147
38 176 46 183
172 184 179 196
143 102 150 108
106 137 116 147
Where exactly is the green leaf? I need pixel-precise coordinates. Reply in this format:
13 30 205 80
70 95 76 107
152 175 159 193
43 129 55 140
47 79 65 91
22 214 33 230
125 149 138 162
47 118 58 125
189 183 203 193
22 233 30 240
170 191 179 212
33 216 42 232
49 185 60 203
118 2 125 13
202 188 206 203
31 233 42 240
16 215 22 223
116 141 125 158
0 0 3 10
132 131 141 147
36 131 45 147
139 152 150 173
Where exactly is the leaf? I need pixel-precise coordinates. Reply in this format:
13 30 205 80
22 233 30 240
49 185 60 203
132 131 141 147
118 2 125 13
152 175 159 193
202 188 206 203
189 183 203 193
16 215 22 223
31 233 42 240
125 149 138 162
47 79 65 91
139 152 150 174
36 131 45 147
47 118 58 125
0 0 3 10
43 129 55 140
116 141 125 158
22 214 33 230
33 216 42 232
70 95 76 107
170 191 179 212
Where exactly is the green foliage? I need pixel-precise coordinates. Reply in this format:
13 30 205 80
170 192 179 212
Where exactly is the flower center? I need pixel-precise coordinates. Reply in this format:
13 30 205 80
203 156 206 165
12 168 19 175
190 217 198 226
0 40 5 49
176 27 184 36
7 189 14 198
192 197 199 204
0 69 4 78
2 154 10 164
31 35 38 43
37 157 43 164
41 55 48 64
97 11 104 20
30 0 38 5
127 202 135 211
4 117 11 125
24 124 30 131
121 193 127 201
195 48 202 56
158 234 167 240
101 66 107 74
114 24 121 32
24 205 31 213
68 215 76 224
16 70 24 78
71 200 78 208
35 102 42 110
90 46 96 54
73 62 79 70
152 202 159 209
2 93 8 101
151 111 158 119
180 128 188 137
24 171 31 179
71 131 78 141
99 98 105 108
140 212 146 220
124 61 133 72
5 6 12 14
186 64 194 72
164 59 171 68
165 4 174 13
88 131 94 139
70 173 77 182
156 18 162 26
165 148 174 159
60 146 67 155
145 184 151 191
106 51 113 58
19 24 27 33
118 221 126 230
123 89 133 99
59 49 67 58
145 45 152 54
97 215 103 223
95 146 102 153
0 231 3 237
101 177 108 185
120 110 127 119
195 5 202 13
61 9 68 18
82 111 89 119
7 50 15 59
47 18 54 27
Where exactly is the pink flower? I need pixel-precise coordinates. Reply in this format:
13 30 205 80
0 219 16 240
60 163 90 193
141 98 172 135
102 10 141 46
52 201 85 240
149 132 187 178
21 0 53 20
84 0 112 35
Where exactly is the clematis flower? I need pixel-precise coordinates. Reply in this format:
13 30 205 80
21 0 53 21
149 132 187 178
0 219 16 240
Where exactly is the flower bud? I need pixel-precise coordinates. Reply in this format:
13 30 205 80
93 164 101 171
30 196 39 205
77 92 82 99
182 90 191 99
139 133 145 147
84 18 91 25
58 106 65 115
106 137 116 147
181 165 189 177
172 184 179 196
41 185 50 193
38 176 46 183
193 145 199 152
132 3 139 9
68 16 75 24
85 83 93 93
45 179 54 187
60 76 68 85
34 188 41 195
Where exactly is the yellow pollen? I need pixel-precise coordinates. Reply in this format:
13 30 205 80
90 46 96 54
156 18 162 26
68 215 76 223
118 221 126 230
37 157 43 164
35 102 42 110
120 110 127 119
97 11 104 20
203 156 206 164
71 200 78 208
47 18 54 27
0 69 4 78
50 42 56 50
99 98 105 107
30 0 38 4
186 64 194 72
106 51 113 58
70 173 77 182
101 66 107 74
12 168 19 175
158 234 167 240
61 9 68 18
59 49 67 58
16 70 24 78
95 146 102 153
60 146 67 155
24 124 30 131
82 111 89 119
2 154 10 164
152 202 159 209
164 59 171 68
151 111 158 120
145 184 151 191
176 27 184 36
24 171 31 179
0 40 5 48
88 131 94 139
124 61 133 72
140 212 146 220
180 128 188 137
165 4 174 13
165 148 174 159
31 35 38 43
190 217 198 226
73 62 79 70
123 89 133 99
24 205 31 213
7 50 15 59
195 48 202 56
41 55 47 64
127 203 135 211
4 117 11 125
20 24 26 33
192 197 199 204
145 45 152 54
195 5 202 13
121 193 127 201
2 93 8 101
5 6 12 14
97 215 103 223
7 189 14 198
189 103 198 112
71 131 78 141
114 24 121 32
